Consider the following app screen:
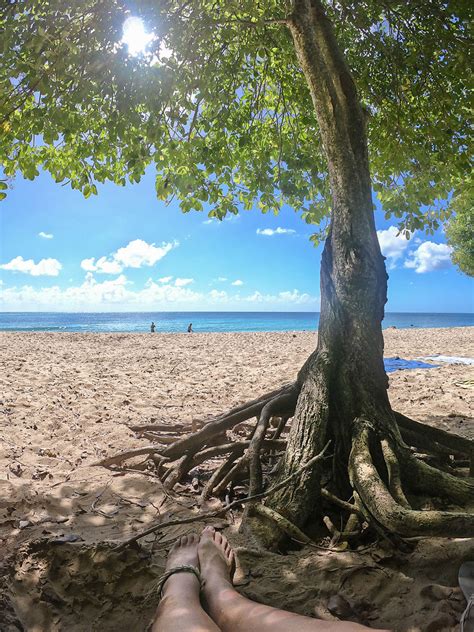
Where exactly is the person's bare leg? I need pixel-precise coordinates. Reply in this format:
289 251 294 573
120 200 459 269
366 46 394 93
152 534 221 632
198 527 383 632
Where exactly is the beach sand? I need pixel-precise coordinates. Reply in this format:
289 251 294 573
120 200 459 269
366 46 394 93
0 328 473 631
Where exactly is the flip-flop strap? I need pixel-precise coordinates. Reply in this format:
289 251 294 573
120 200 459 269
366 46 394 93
461 595 474 632
156 564 201 597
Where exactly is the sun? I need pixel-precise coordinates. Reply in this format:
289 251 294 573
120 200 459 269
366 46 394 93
121 17 155 56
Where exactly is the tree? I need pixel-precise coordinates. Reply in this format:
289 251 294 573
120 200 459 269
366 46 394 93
1 0 473 544
445 185 474 276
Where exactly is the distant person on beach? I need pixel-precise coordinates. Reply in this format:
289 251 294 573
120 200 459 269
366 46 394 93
150 322 156 333
187 323 193 333
151 526 375 632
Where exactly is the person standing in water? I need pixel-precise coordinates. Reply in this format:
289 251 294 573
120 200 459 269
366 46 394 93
187 323 193 333
150 322 156 333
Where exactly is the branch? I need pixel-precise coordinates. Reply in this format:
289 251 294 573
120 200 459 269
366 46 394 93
94 446 165 467
211 18 289 28
115 441 330 550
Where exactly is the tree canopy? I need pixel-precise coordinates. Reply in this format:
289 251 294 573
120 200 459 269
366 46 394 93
1 0 471 238
445 185 474 276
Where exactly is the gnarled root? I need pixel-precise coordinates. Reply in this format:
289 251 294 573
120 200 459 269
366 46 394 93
97 374 474 547
96 383 299 498
349 421 474 538
162 383 297 461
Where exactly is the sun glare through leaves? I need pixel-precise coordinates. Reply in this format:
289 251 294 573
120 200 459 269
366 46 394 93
121 16 155 56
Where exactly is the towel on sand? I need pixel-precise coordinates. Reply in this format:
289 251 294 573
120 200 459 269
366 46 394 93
384 357 439 373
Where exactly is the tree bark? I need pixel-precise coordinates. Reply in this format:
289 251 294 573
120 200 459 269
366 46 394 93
246 0 399 538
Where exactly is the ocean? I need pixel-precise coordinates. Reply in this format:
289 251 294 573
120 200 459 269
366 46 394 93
0 311 473 333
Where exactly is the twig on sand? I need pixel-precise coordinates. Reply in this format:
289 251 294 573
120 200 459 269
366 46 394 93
115 441 331 550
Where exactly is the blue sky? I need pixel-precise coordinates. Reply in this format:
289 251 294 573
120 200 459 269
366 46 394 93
0 167 472 313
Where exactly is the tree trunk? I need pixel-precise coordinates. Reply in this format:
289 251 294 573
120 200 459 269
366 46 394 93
104 0 473 546
238 0 474 544
243 0 401 539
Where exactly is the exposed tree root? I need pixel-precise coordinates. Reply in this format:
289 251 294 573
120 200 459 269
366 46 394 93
320 488 365 521
116 443 330 550
394 412 473 457
165 439 286 490
247 389 298 496
100 384 473 546
381 439 410 508
128 422 190 433
95 446 165 467
200 450 241 502
350 422 474 537
398 447 474 504
161 383 296 460
253 504 314 544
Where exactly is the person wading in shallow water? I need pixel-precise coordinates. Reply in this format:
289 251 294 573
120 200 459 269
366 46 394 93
187 323 193 333
150 322 156 333
151 526 381 632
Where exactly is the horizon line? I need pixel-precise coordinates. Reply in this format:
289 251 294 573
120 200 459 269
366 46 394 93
1 310 473 316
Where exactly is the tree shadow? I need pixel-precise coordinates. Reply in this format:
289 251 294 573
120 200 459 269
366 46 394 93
0 469 211 631
1 457 473 631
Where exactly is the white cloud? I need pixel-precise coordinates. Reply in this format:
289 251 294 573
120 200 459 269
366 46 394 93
231 279 244 286
174 278 194 287
209 289 228 301
0 256 62 276
404 241 453 274
80 239 177 274
245 289 314 306
114 239 175 268
256 228 296 236
217 277 227 282
277 290 311 303
0 274 201 311
80 256 123 274
203 215 239 225
377 226 411 268
38 231 53 239
1 276 319 311
158 276 173 283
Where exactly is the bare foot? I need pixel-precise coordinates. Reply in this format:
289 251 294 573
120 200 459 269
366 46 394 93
198 526 235 593
161 534 200 598
152 533 222 632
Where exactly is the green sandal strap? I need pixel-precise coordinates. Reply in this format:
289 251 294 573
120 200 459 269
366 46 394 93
156 564 201 597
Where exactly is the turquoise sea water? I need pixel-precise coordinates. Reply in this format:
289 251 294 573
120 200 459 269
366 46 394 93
0 311 473 333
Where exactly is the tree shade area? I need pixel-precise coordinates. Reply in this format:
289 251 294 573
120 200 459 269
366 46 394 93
1 0 473 546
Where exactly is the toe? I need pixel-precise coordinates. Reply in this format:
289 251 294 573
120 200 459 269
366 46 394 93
202 526 215 540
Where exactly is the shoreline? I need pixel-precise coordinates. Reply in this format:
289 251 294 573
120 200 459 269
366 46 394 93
1 324 474 333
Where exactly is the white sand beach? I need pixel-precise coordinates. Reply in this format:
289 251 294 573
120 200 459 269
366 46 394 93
0 328 473 631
